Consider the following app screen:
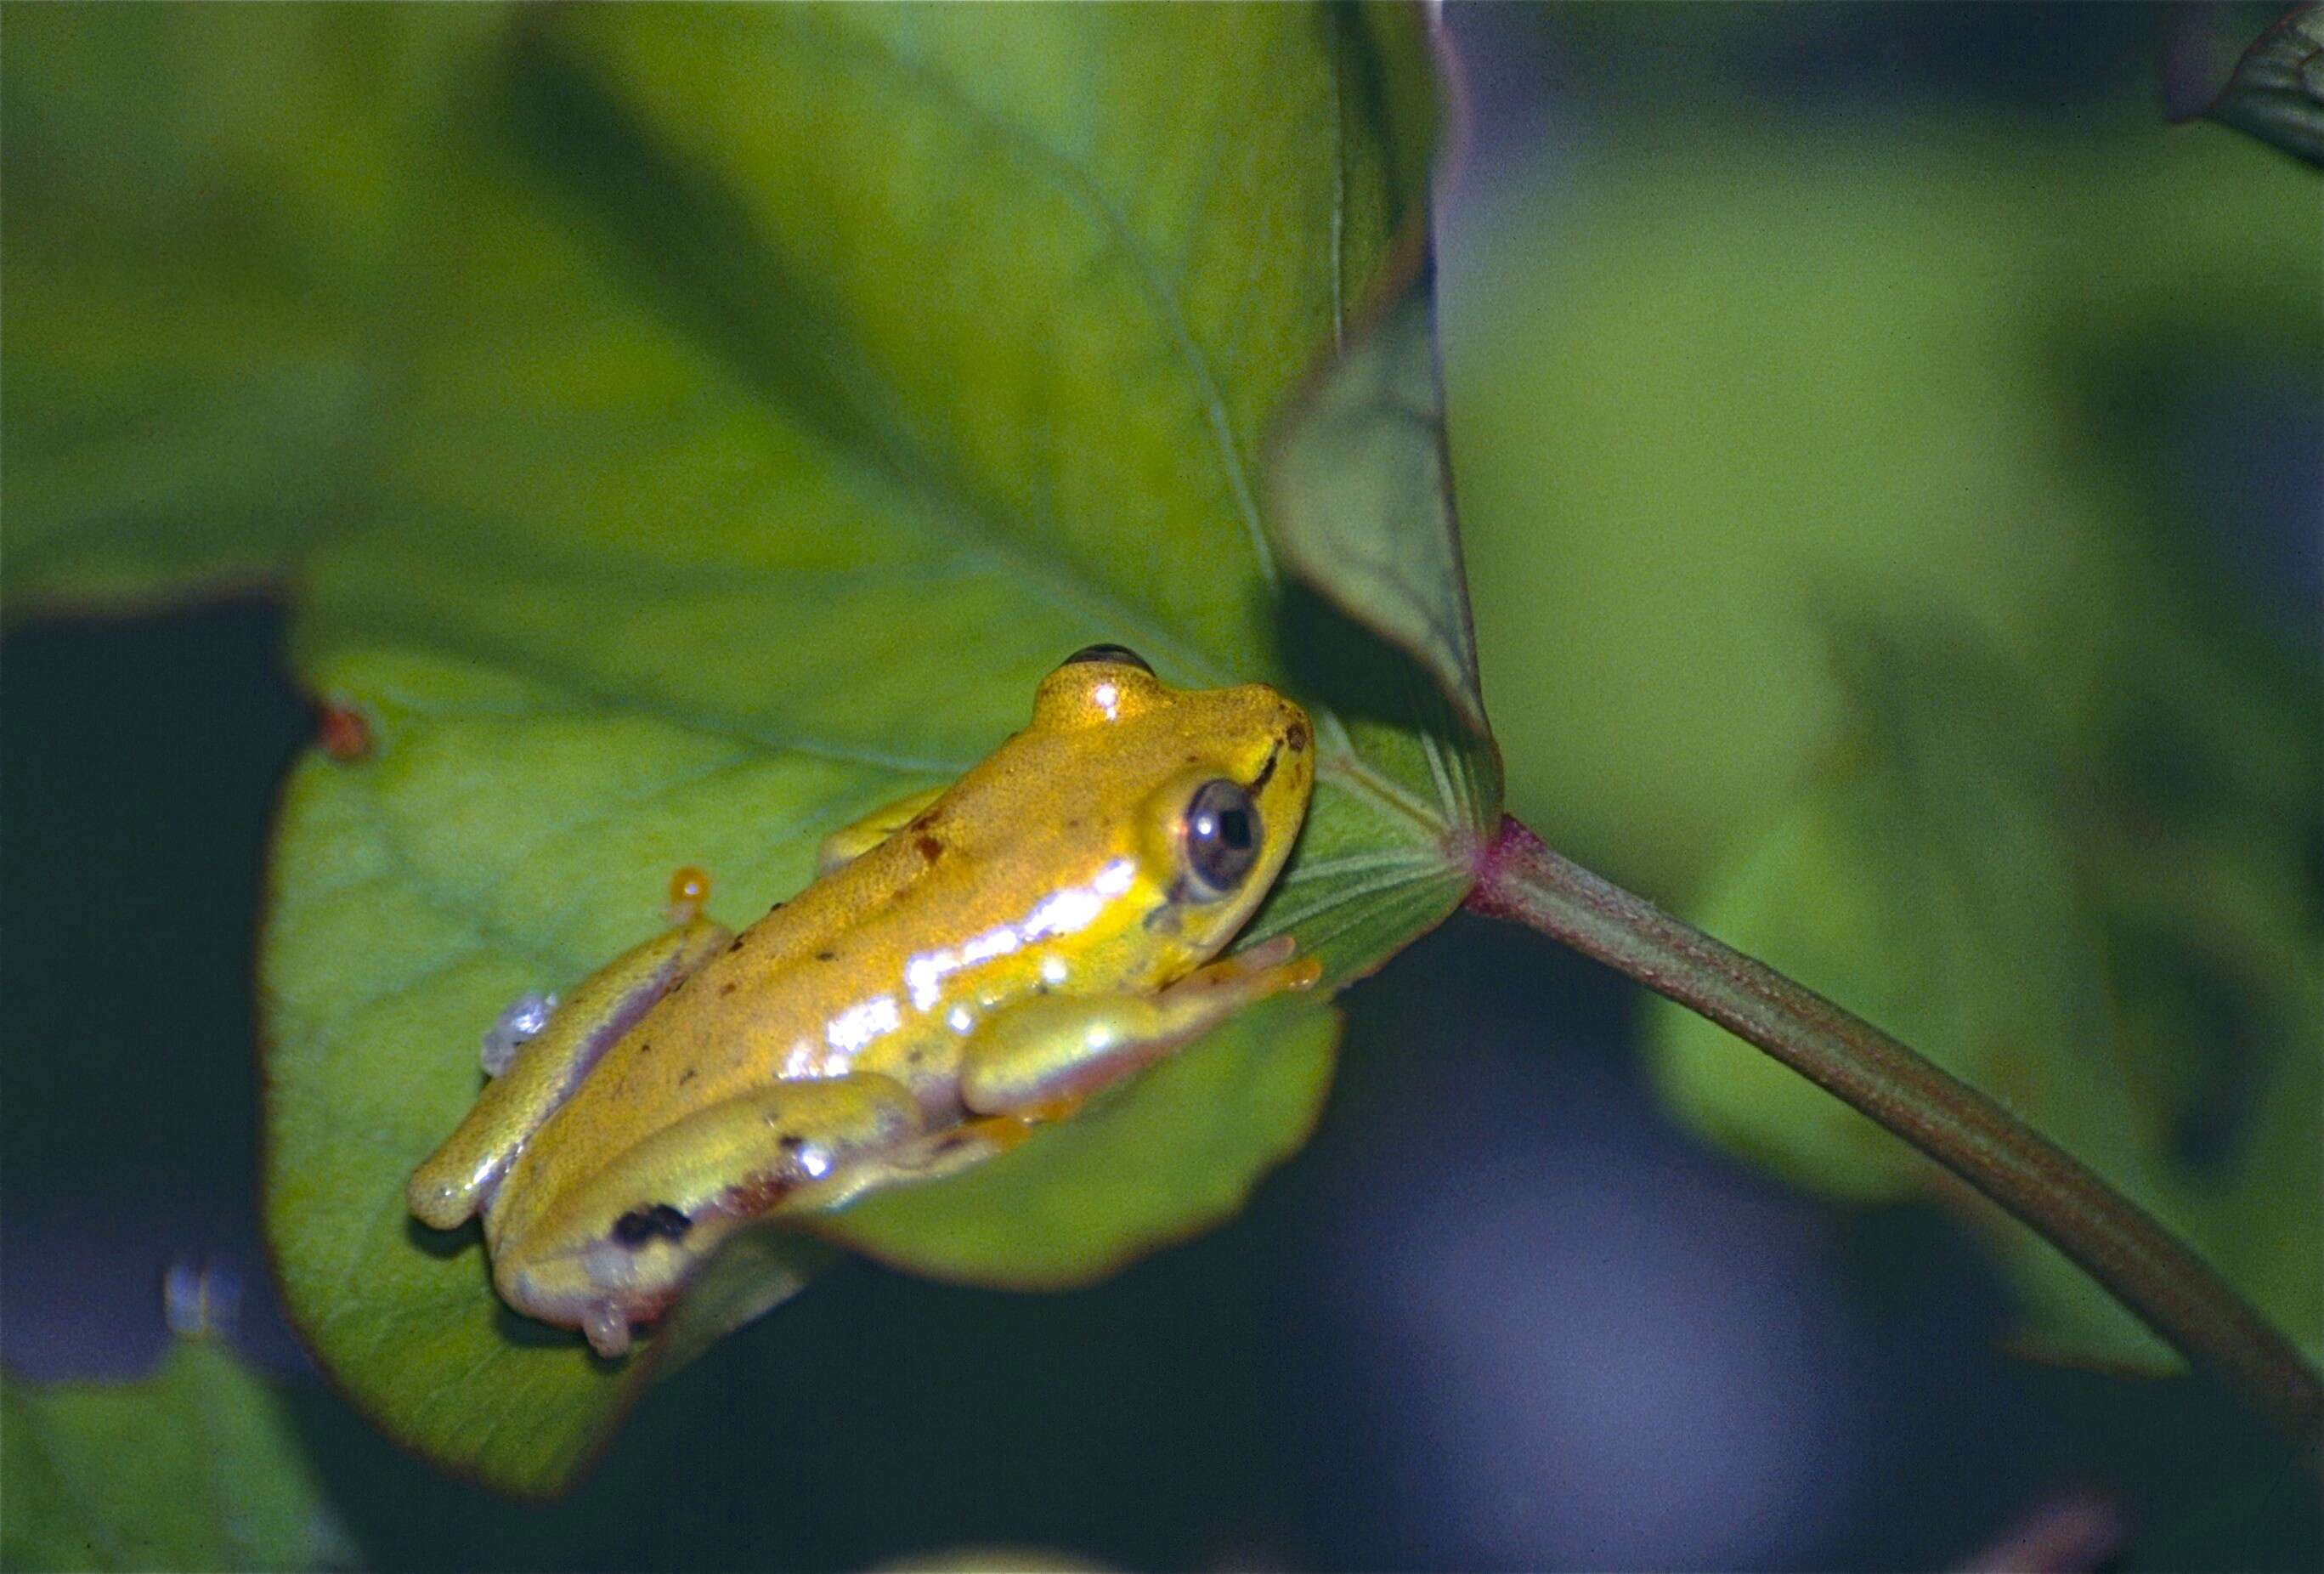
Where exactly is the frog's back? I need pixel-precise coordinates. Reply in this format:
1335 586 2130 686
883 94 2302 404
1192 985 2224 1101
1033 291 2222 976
496 659 1309 1233
527 727 1156 1156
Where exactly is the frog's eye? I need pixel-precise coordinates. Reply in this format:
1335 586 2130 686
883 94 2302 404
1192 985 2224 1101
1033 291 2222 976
1179 779 1261 898
1059 643 1151 673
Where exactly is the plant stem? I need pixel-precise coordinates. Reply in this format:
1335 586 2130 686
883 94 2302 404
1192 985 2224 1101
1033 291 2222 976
1466 814 2323 1451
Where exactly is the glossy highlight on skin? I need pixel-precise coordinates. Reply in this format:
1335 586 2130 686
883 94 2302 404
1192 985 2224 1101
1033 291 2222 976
407 653 1319 1356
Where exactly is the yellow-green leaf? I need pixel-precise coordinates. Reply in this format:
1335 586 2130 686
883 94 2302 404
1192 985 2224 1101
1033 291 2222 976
258 6 1491 1498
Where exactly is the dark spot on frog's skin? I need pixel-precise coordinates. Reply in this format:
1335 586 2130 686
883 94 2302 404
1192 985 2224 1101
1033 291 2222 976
612 1203 692 1248
1185 753 1202 765
817 949 837 962
678 1067 697 1086
639 1040 653 1055
727 937 746 954
777 1134 806 1152
1066 818 1083 831
916 834 943 863
910 809 941 831
907 1049 926 1065
1286 718 1309 753
718 981 736 996
933 1134 967 1155
717 1175 796 1218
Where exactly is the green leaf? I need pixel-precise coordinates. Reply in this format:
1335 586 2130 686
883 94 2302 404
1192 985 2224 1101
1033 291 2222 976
1269 269 1492 745
259 6 1490 1497
1450 116 2321 902
0 6 503 616
1 1339 353 1572
2198 4 2324 167
1646 633 2321 1373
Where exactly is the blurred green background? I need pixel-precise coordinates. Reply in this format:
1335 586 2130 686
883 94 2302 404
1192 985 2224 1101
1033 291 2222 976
4 4 2318 1570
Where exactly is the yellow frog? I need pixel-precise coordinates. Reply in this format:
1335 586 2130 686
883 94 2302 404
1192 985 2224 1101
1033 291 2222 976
407 646 1317 1356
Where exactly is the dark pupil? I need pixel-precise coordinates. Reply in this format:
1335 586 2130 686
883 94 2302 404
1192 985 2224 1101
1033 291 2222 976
1184 780 1260 895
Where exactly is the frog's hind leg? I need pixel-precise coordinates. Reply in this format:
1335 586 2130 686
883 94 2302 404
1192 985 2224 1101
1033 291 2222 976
406 917 731 1230
506 1073 925 1356
815 784 949 875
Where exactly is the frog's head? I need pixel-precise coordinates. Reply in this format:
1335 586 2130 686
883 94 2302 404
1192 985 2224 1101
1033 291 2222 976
1029 644 1315 962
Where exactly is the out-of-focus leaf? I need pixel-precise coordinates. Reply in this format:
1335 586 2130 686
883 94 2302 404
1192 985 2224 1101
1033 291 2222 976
0 6 504 615
0 1339 353 1572
1647 634 2321 1372
261 6 1490 1497
2197 4 2324 167
1450 119 2321 902
2094 839 2324 1377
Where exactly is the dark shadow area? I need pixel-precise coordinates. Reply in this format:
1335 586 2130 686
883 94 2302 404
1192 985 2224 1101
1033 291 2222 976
0 603 311 1381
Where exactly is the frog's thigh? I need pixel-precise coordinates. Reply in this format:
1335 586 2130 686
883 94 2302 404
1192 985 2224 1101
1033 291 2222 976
959 937 1320 1117
815 784 948 875
407 918 731 1229
560 1073 925 1231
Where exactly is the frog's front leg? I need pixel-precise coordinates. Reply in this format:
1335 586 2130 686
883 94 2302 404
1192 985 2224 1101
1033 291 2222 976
958 936 1321 1118
815 784 949 875
407 917 731 1229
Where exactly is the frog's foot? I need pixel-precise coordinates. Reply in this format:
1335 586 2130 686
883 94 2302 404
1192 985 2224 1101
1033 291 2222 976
1158 933 1320 1000
582 1300 636 1360
959 934 1320 1117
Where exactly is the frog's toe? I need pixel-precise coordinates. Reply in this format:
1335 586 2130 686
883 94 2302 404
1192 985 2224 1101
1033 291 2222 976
1228 933 1299 972
406 1172 476 1231
582 1300 632 1359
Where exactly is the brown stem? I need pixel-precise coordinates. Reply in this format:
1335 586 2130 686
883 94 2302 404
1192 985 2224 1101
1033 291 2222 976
1466 814 2322 1450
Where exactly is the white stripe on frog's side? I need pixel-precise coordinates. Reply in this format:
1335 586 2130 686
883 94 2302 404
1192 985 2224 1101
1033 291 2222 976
895 857 1136 1015
823 994 900 1056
